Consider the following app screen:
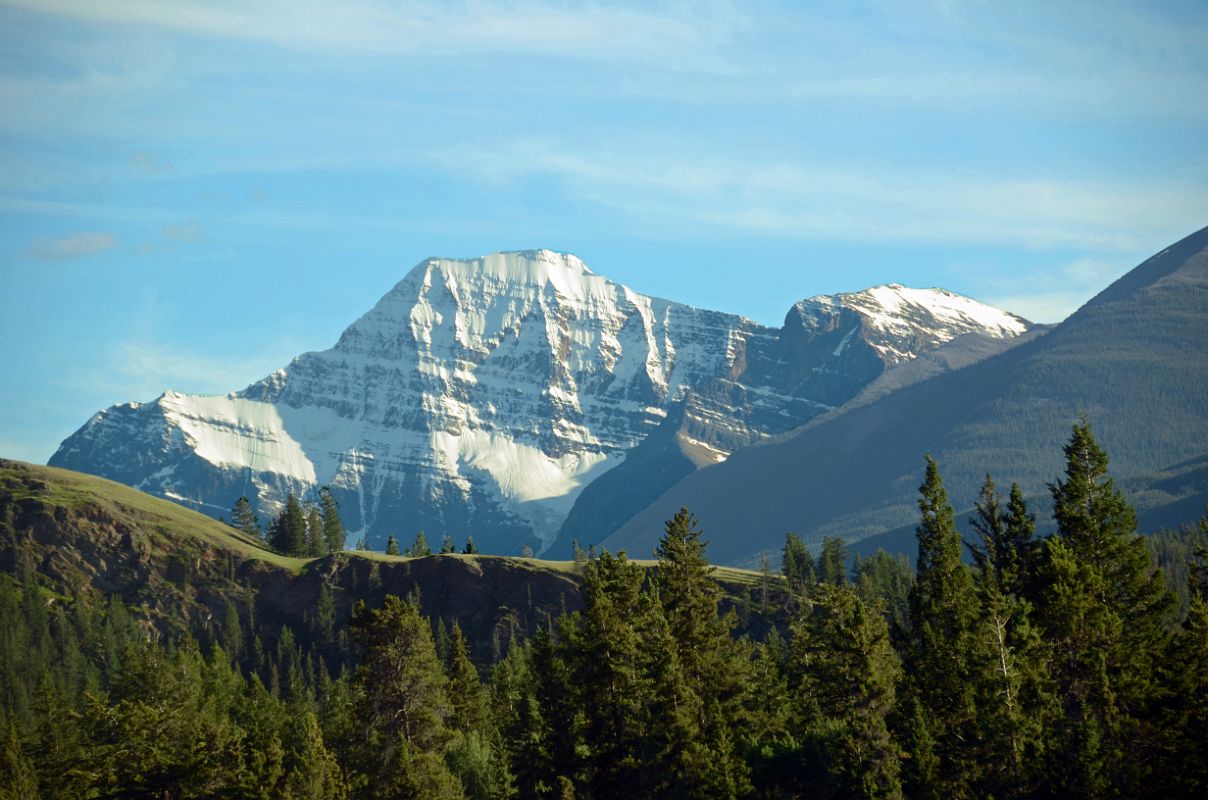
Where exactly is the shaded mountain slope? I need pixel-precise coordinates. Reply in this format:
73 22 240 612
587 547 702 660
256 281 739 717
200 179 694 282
606 225 1208 565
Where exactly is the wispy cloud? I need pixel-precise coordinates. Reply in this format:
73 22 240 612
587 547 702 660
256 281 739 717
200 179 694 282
27 230 117 260
107 341 286 398
977 257 1139 323
433 141 1208 253
3 0 720 60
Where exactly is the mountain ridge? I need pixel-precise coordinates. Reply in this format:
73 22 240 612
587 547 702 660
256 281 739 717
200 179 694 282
49 250 1033 555
605 224 1208 564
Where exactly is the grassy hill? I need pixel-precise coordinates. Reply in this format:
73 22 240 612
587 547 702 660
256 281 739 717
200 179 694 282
0 459 772 662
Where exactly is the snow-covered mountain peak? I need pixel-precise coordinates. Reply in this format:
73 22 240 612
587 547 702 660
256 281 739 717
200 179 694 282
795 284 1030 364
52 252 1033 556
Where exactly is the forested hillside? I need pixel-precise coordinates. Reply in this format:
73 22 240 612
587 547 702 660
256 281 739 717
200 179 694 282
3 421 1208 798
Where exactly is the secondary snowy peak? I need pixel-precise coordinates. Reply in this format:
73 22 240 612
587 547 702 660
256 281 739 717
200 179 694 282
795 284 1029 364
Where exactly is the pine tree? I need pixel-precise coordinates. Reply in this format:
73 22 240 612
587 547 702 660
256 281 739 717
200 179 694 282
1036 419 1175 796
320 487 345 554
347 596 459 796
790 583 902 799
385 536 401 556
817 536 847 586
440 535 456 554
463 537 478 555
576 549 660 797
231 496 260 539
901 455 980 799
653 508 751 798
410 531 432 558
270 494 308 556
1156 590 1208 796
968 541 1050 799
445 623 489 735
782 532 815 596
306 502 324 557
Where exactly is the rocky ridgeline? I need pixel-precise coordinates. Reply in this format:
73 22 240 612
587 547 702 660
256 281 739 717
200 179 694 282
51 250 1029 555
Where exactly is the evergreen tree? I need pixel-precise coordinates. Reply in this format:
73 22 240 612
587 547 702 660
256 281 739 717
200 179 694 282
385 536 401 556
440 534 456 554
653 508 751 798
968 540 1050 799
901 455 980 799
577 549 664 797
463 537 478 555
320 487 345 554
782 532 815 596
410 531 432 558
1036 419 1175 796
790 583 902 799
231 496 260 539
853 550 914 637
306 502 325 557
270 494 308 556
445 623 489 735
817 536 848 586
347 596 459 796
1156 590 1208 796
529 624 583 795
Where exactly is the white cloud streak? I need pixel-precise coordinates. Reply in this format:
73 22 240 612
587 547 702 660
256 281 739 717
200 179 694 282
433 141 1208 253
27 231 118 260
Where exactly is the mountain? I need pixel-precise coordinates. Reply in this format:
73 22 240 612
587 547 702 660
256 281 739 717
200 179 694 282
607 225 1208 565
50 250 1029 555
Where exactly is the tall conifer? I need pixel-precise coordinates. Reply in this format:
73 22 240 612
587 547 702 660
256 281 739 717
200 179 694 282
901 455 979 799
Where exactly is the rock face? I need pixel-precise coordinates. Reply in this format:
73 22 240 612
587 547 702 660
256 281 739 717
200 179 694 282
51 250 1029 554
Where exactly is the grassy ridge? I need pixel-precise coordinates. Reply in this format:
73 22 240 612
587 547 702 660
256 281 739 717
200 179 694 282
1 459 765 589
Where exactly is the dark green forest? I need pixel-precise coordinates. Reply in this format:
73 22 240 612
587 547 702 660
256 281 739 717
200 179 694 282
2 421 1207 799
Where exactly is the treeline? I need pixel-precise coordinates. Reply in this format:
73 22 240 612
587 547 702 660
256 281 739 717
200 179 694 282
234 490 490 559
231 488 346 558
2 420 1207 798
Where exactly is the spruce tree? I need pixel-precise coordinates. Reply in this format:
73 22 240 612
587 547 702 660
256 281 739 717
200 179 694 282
411 531 432 558
782 532 815 596
306 502 324 557
653 508 751 798
968 532 1050 799
901 455 980 799
817 536 847 586
1037 419 1175 796
347 596 459 795
1156 591 1208 795
440 535 456 554
319 487 345 554
463 537 478 555
385 536 401 556
231 496 260 539
529 624 583 794
790 583 902 799
270 494 308 556
577 549 661 797
445 622 489 735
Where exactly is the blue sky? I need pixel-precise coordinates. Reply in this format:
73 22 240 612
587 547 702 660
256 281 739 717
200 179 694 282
2 0 1207 463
